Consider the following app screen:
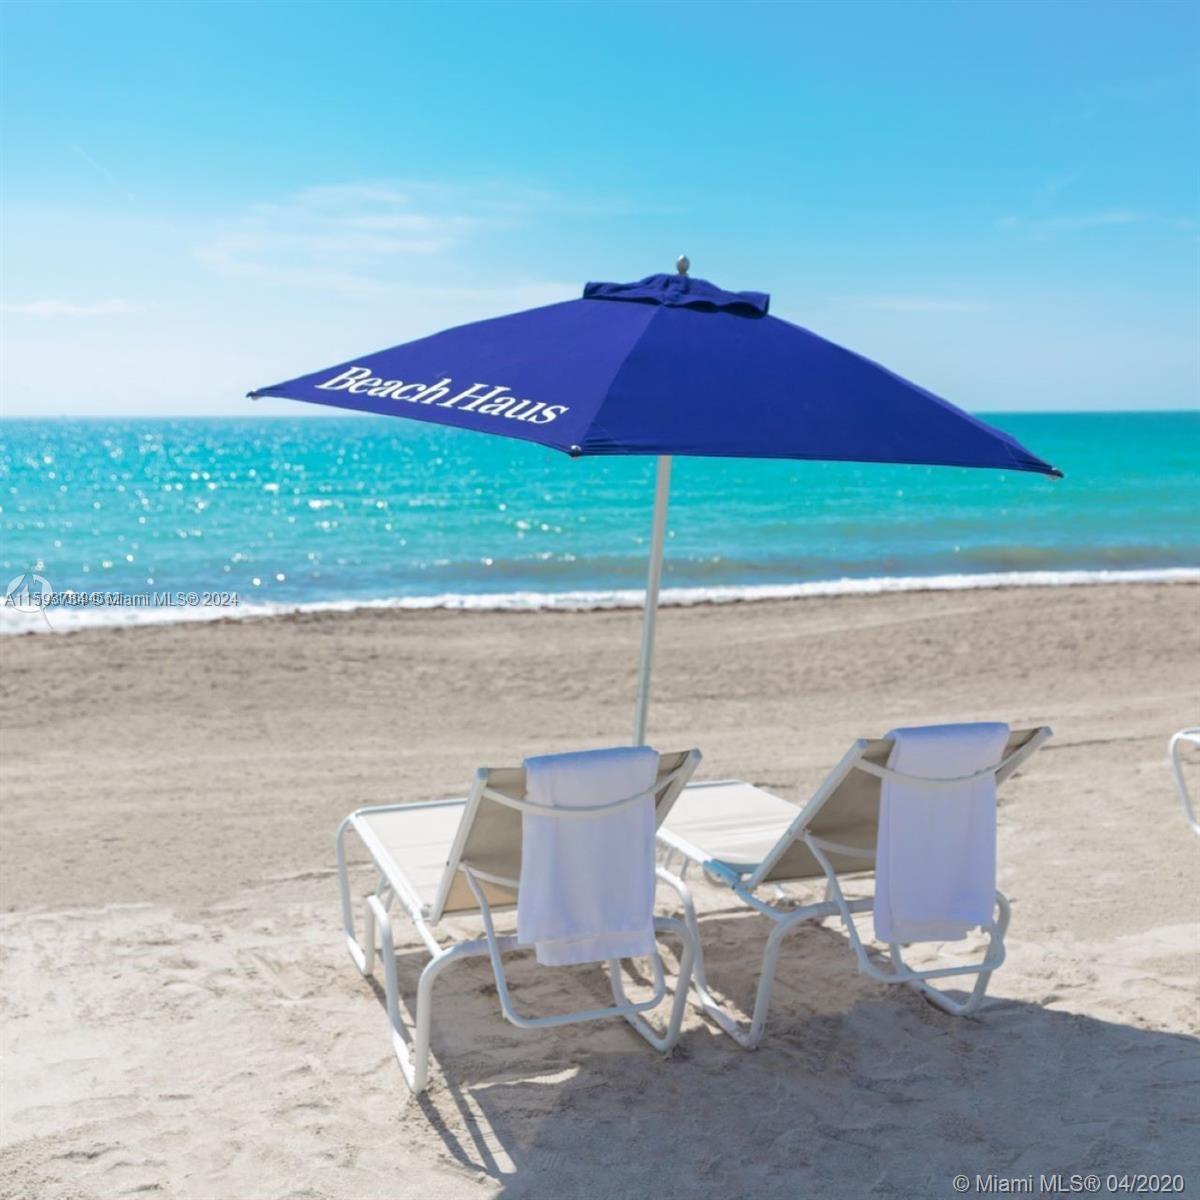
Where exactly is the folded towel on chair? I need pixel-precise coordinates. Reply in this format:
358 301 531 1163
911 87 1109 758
874 722 1009 945
518 745 659 967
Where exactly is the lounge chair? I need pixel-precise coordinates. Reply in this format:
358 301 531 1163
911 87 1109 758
336 748 701 1093
1169 728 1200 836
656 726 1052 1048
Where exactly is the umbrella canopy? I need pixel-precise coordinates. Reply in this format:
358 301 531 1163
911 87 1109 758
250 270 1059 477
250 264 1060 743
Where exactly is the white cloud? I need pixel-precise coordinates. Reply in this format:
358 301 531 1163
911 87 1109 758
1 298 140 317
196 181 562 291
849 295 993 314
1034 172 1080 200
996 210 1146 234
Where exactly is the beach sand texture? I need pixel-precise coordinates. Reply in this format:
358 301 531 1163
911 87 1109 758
2 581 1198 1198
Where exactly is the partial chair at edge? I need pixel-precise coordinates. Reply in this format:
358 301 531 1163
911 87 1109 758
1169 728 1200 837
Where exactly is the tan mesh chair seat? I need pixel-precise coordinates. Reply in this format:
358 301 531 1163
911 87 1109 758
355 801 472 912
664 728 1045 884
352 750 695 922
658 781 802 870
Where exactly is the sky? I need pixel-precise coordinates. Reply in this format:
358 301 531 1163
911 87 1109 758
0 0 1196 417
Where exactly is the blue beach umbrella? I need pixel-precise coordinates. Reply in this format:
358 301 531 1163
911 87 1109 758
250 260 1060 742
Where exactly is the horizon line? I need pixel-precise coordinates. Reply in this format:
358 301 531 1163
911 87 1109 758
2 407 1198 422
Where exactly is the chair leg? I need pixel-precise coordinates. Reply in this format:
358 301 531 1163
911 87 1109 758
464 869 679 1036
741 915 807 1048
806 833 1009 1019
901 892 1011 1017
360 895 377 977
367 894 425 1091
337 818 376 977
365 893 488 1095
606 915 697 1054
1170 730 1200 837
657 865 808 1050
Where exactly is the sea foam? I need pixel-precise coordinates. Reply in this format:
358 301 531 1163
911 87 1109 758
3 567 1196 635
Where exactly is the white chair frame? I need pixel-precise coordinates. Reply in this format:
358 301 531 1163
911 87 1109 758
657 728 1051 1049
1169 728 1200 837
336 753 700 1094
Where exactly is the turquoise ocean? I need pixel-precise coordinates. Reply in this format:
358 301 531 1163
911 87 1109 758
1 412 1197 632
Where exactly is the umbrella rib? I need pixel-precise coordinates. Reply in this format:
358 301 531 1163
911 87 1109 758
572 305 668 456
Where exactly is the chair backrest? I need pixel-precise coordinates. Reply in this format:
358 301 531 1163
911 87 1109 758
749 726 1051 886
431 748 700 920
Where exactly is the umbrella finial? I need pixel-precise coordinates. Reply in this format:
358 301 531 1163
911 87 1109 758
676 255 690 276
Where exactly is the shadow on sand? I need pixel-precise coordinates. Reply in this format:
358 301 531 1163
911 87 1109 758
381 911 1199 1199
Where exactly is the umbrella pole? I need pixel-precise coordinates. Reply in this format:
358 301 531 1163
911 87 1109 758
633 455 672 746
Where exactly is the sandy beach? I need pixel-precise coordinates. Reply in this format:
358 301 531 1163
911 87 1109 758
2 580 1198 1199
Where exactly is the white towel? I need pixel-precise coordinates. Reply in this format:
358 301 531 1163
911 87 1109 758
874 722 1009 945
517 746 659 967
